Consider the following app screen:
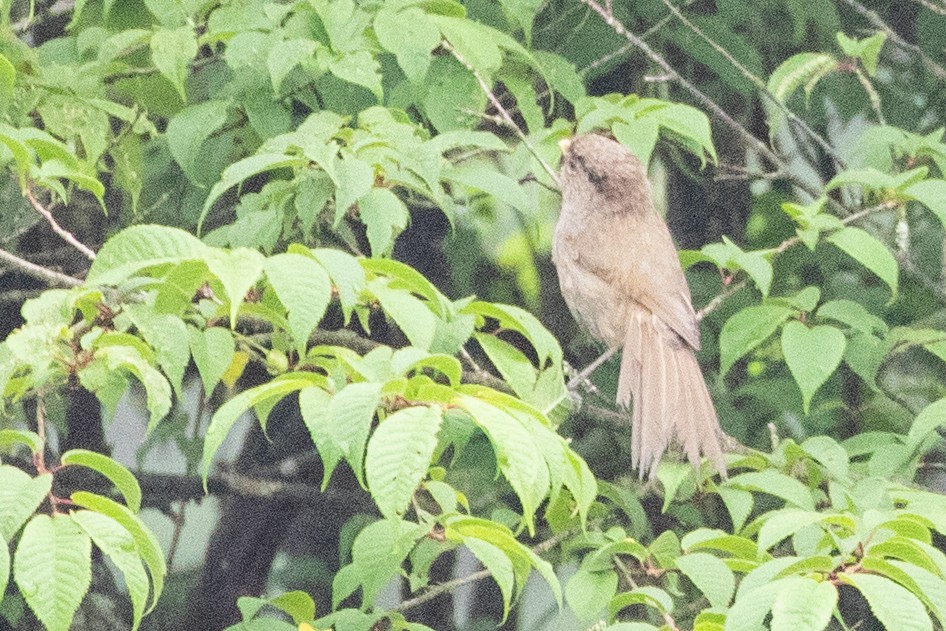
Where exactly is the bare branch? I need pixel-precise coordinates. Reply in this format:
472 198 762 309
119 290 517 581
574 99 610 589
444 42 562 188
25 186 97 261
0 247 82 287
838 0 946 80
577 0 826 202
657 0 848 168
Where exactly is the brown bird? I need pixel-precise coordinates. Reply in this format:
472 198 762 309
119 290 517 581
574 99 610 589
552 133 726 479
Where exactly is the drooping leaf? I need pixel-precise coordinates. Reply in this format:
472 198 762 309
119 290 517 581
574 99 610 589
826 226 898 299
150 26 198 100
781 321 846 413
60 450 142 512
264 253 332 354
365 405 442 519
13 514 92 631
72 510 150 631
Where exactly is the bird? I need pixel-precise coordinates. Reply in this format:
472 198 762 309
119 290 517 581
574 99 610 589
551 132 726 479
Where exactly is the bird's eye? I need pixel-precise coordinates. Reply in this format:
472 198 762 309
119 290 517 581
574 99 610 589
569 152 603 184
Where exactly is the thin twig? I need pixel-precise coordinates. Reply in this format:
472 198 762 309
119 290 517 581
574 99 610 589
696 279 748 321
853 67 886 125
911 0 946 15
658 0 847 168
568 347 618 391
444 42 562 188
25 186 96 261
395 529 572 613
0 247 82 287
577 0 825 203
838 0 946 80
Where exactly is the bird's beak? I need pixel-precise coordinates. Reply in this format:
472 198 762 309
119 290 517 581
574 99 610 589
558 137 572 154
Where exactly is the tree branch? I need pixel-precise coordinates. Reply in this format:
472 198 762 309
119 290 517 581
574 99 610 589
657 0 848 168
838 0 946 80
444 42 562 188
0 247 82 287
26 186 97 261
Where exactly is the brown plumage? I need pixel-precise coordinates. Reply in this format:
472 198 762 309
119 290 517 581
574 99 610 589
552 133 727 479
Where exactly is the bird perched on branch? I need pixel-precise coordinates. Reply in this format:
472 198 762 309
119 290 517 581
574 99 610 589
552 133 727 479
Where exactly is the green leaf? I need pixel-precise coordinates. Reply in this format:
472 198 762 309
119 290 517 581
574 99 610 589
676 552 735 608
201 375 323 485
349 518 426 605
726 471 816 510
308 382 382 488
434 15 502 73
371 281 439 351
267 39 317 93
465 301 562 365
374 7 441 82
0 53 15 115
199 154 309 233
474 333 537 399
126 306 190 396
610 586 675 617
445 164 536 216
87 225 209 285
0 532 8 606
310 248 365 323
265 253 332 354
60 450 142 512
422 56 484 132
781 321 846 413
816 299 887 335
366 406 442 519
13 514 91 631
841 572 932 631
0 429 42 455
165 100 230 184
454 396 549 534
756 509 827 551
72 510 149 631
904 178 946 229
448 516 562 606
333 153 375 224
882 560 946 628
150 26 197 100
93 345 172 428
908 397 946 448
188 326 235 396
69 492 165 614
566 568 618 621
770 577 836 631
533 50 586 104
767 52 837 104
826 226 899 299
464 537 517 621
800 436 849 479
719 305 794 376
657 461 693 512
328 51 382 100
0 467 52 541
267 591 316 624
205 248 265 327
358 187 409 257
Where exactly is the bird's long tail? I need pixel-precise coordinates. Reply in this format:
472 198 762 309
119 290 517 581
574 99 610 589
617 310 726 479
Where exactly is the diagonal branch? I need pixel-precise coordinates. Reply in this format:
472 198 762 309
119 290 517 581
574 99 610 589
0 246 82 287
444 41 562 188
838 0 946 80
25 186 97 261
657 0 848 168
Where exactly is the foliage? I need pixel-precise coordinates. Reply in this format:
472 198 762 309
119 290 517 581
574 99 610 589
0 1 946 630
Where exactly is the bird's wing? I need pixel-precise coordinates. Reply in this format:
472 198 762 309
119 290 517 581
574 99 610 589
559 210 702 350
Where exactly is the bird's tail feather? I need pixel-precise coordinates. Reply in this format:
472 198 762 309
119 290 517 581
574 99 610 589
617 310 726 479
